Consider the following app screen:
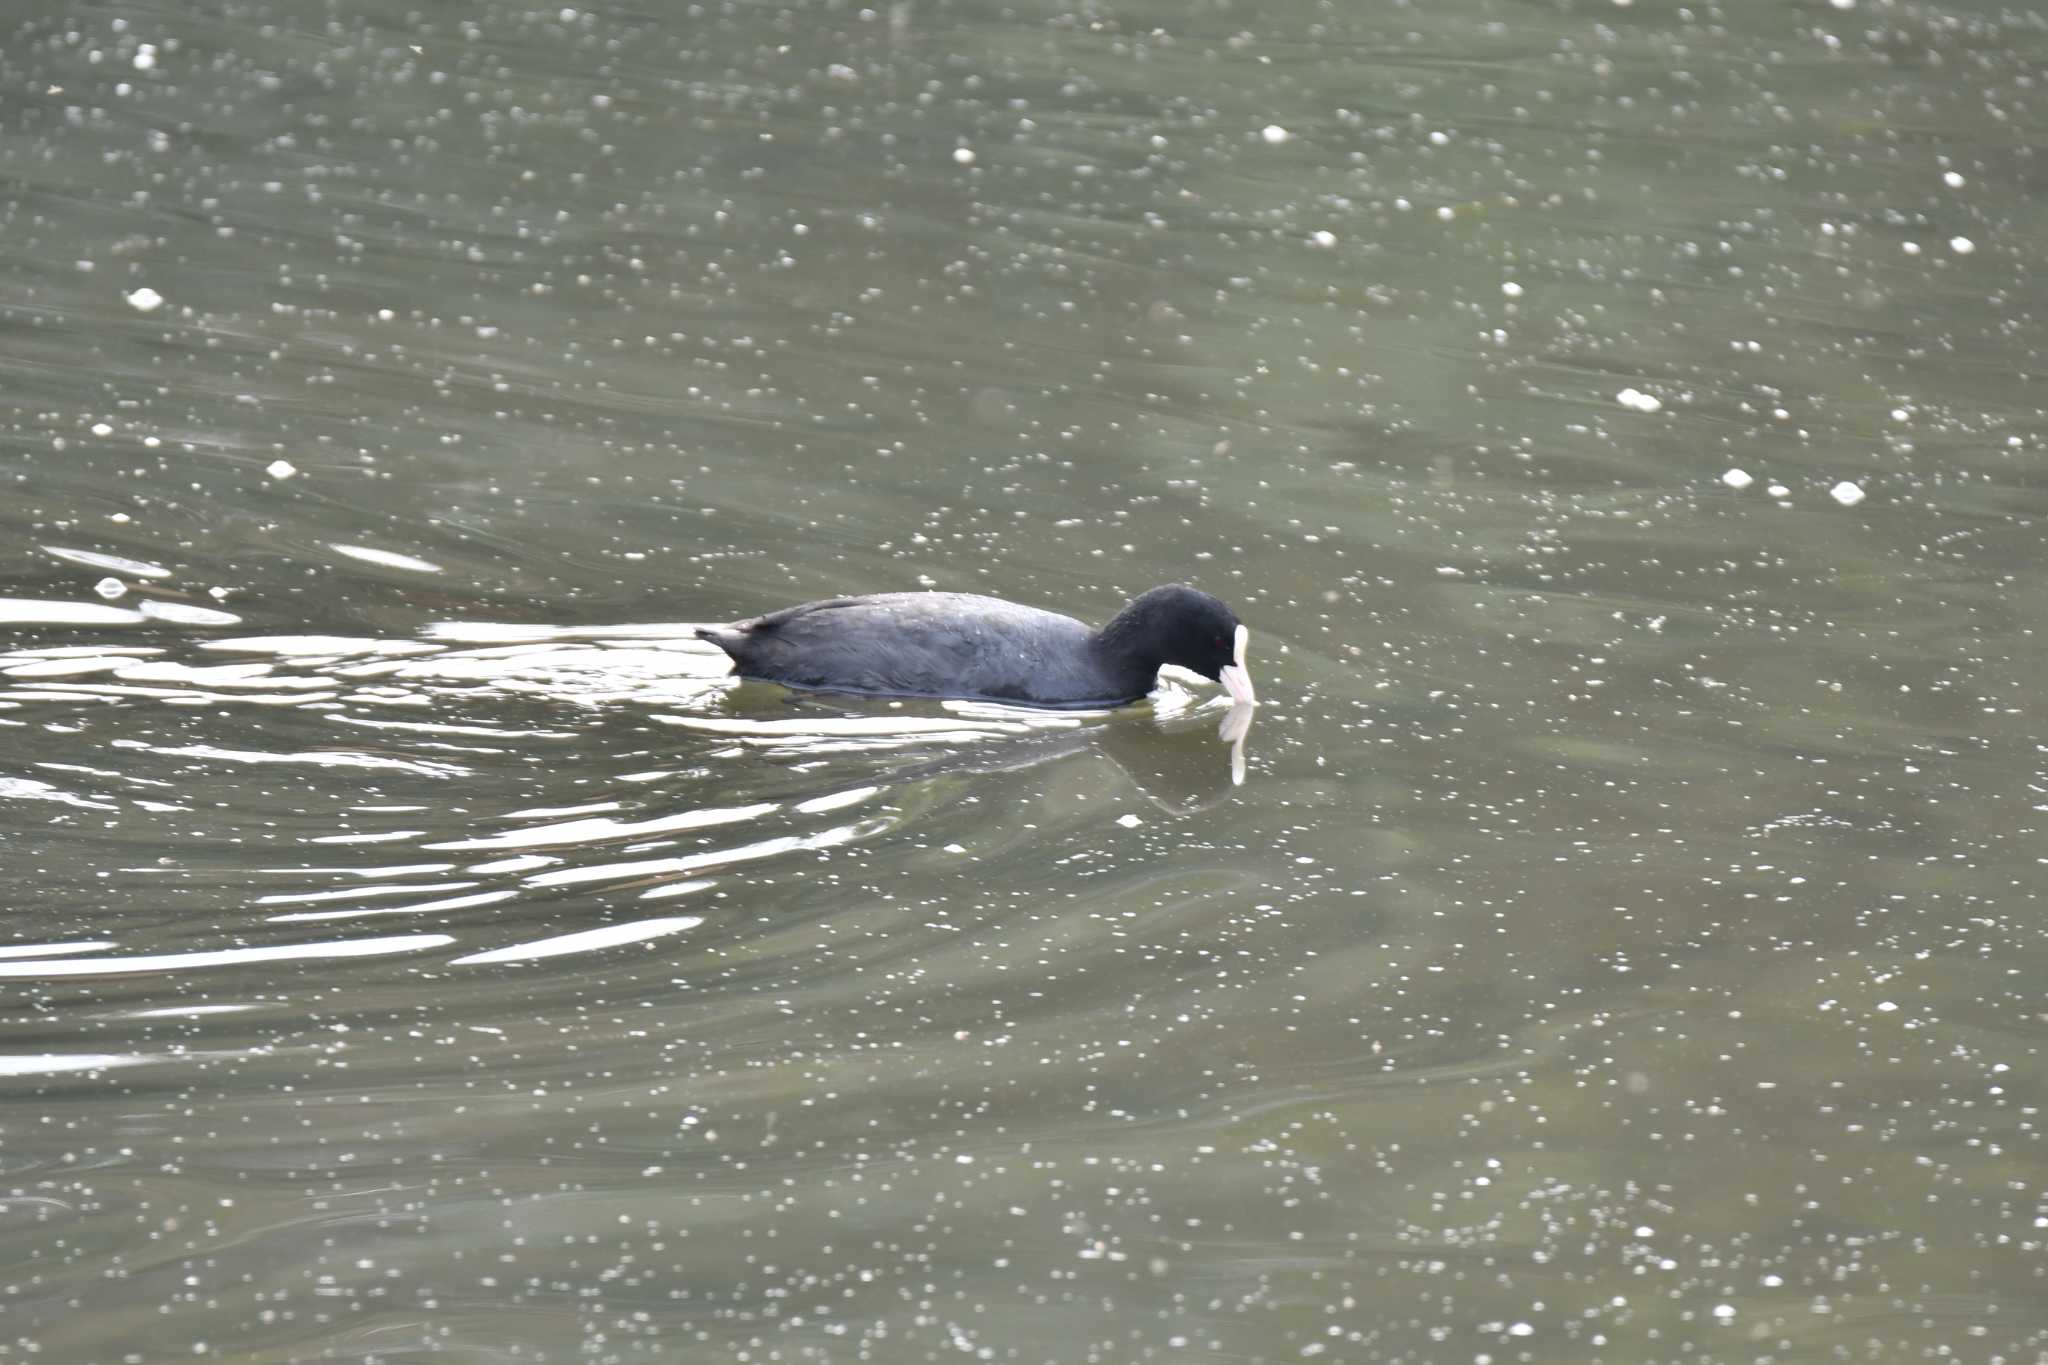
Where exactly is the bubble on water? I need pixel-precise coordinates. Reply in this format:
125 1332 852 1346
952 146 975 165
266 459 298 479
1310 229 1336 248
1501 281 1523 298
1830 481 1866 506
1949 236 1974 255
1260 124 1290 144
1722 468 1753 489
125 287 164 312
94 577 128 600
1615 387 1662 413
1943 170 1965 189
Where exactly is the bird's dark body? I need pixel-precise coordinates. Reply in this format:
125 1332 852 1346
697 592 1148 707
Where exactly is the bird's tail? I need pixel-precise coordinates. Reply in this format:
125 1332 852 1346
695 625 743 659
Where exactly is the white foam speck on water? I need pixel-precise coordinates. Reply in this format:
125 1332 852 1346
1721 468 1754 489
1261 124 1290 144
94 578 127 600
125 287 164 312
329 543 444 573
1830 481 1866 506
449 916 703 965
266 459 298 479
1116 813 1143 828
1616 387 1662 412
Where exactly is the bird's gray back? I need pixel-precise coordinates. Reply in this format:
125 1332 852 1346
721 593 1121 704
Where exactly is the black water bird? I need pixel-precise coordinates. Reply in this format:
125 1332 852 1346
697 584 1256 710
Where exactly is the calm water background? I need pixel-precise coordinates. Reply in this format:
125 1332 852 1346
4 0 2046 1361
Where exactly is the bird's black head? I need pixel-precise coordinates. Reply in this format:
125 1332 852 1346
1099 584 1256 704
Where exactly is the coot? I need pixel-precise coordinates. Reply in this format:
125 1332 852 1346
697 583 1255 709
